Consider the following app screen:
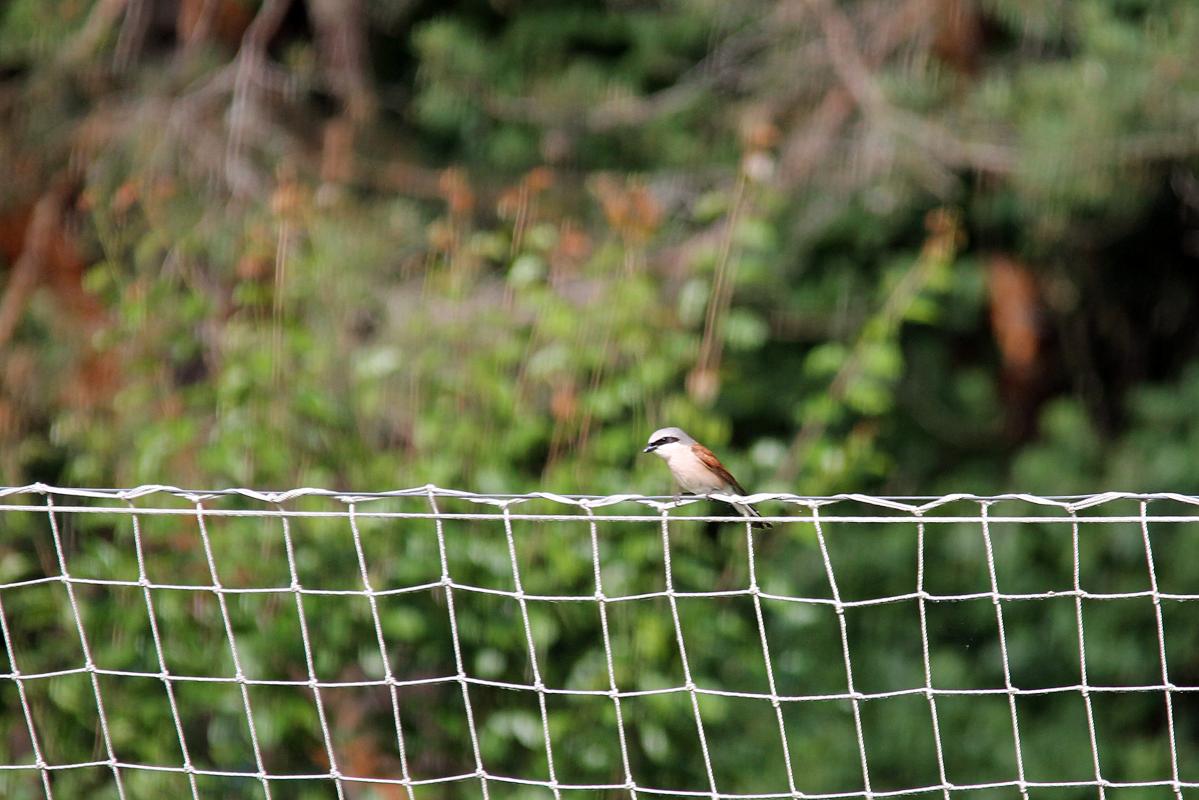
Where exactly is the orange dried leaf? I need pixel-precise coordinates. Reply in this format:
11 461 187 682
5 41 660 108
987 255 1042 374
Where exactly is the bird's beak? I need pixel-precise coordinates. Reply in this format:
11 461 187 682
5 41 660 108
643 445 655 453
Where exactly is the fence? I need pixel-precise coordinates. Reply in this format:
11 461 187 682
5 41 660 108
2 485 1199 800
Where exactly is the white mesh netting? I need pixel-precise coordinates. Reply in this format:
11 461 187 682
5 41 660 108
2 485 1198 800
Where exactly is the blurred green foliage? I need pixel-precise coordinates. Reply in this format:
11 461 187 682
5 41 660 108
2 0 1199 797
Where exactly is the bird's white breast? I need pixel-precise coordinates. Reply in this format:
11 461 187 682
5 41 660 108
652 442 727 494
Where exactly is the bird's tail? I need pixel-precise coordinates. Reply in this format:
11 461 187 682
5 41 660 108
732 502 773 529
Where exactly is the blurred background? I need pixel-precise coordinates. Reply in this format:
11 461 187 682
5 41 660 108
3 0 1199 798
2 0 1198 496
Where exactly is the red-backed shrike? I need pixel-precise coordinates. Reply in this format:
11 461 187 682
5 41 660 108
643 427 771 528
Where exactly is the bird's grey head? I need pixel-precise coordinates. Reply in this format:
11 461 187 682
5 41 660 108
643 426 696 453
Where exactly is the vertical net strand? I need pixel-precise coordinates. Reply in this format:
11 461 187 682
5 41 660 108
128 504 201 800
979 502 1029 800
0 589 55 799
278 510 346 800
584 504 640 800
44 497 127 800
915 515 951 800
745 522 801 798
194 501 273 800
659 508 720 799
427 488 491 800
1139 501 1183 800
1069 509 1106 800
347 503 416 800
501 503 563 800
811 506 873 799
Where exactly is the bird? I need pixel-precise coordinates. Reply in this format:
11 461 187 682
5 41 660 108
642 426 772 528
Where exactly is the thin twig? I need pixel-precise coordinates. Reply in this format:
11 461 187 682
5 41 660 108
693 169 750 392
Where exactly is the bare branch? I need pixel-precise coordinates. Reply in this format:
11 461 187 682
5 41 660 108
226 0 295 196
306 0 377 123
180 0 221 51
778 0 933 185
801 0 1016 176
241 0 292 52
114 0 151 71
